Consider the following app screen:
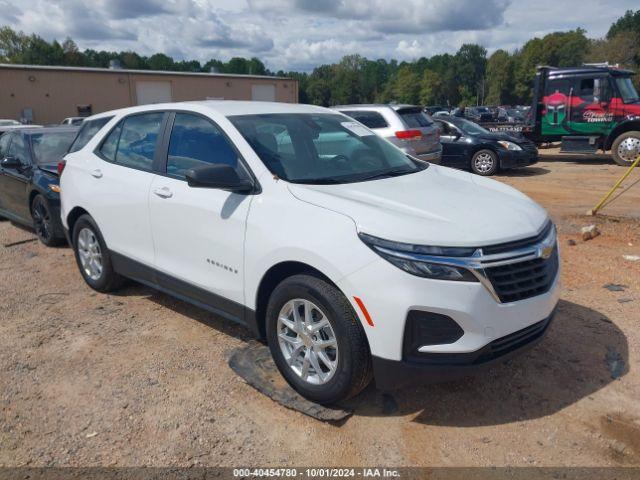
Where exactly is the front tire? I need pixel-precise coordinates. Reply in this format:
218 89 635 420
71 214 124 292
611 131 640 166
471 149 499 176
266 274 372 404
31 194 65 246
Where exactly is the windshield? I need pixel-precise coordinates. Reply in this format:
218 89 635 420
615 77 640 103
30 131 78 164
454 118 490 135
229 113 427 184
0 120 20 126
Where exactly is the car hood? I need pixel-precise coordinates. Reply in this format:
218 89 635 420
37 162 59 176
287 165 548 247
476 132 522 143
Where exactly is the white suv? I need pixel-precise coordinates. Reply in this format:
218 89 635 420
60 101 560 404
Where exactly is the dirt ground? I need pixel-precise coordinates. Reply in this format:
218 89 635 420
1 148 639 468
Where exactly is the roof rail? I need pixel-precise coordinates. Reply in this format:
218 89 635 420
583 62 620 68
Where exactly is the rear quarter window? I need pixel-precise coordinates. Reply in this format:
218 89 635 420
68 116 114 153
340 110 388 129
398 109 434 128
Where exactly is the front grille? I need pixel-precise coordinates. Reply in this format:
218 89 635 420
484 246 559 303
482 221 552 255
519 139 538 155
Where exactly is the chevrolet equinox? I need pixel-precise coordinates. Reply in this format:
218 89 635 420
60 101 560 404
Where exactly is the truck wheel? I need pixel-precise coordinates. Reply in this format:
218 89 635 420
266 274 372 404
72 214 125 292
471 149 499 176
612 131 640 166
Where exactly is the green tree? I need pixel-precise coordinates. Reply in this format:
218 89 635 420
147 53 174 70
419 68 443 105
607 9 640 39
485 49 513 105
392 66 420 104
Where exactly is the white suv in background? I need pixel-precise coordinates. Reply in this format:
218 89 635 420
60 101 560 404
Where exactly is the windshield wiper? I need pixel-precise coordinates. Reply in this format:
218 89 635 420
291 177 346 185
355 167 417 182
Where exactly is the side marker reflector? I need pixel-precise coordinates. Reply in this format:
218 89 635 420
353 296 374 327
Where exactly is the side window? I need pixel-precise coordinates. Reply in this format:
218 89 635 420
340 110 388 129
434 120 450 135
545 77 573 96
99 123 122 162
167 113 240 179
69 116 113 153
0 133 12 158
115 113 164 171
8 134 30 165
578 78 595 101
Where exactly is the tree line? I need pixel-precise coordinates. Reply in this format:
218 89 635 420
1 9 639 108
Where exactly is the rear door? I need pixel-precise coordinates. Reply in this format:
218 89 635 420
89 111 166 266
434 120 465 167
148 111 253 318
395 107 440 155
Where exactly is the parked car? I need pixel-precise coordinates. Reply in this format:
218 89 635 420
0 119 21 127
60 101 559 404
423 105 449 116
433 116 538 175
61 116 85 126
0 121 42 135
497 107 525 123
331 104 442 162
0 126 79 245
465 106 494 123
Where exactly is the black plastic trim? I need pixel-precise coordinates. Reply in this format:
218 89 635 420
372 307 556 390
109 251 262 338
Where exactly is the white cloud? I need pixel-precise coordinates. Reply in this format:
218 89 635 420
0 0 637 71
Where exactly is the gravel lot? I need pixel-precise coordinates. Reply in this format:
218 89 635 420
1 149 639 467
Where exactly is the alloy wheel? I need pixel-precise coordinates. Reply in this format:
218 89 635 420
32 200 51 242
77 227 103 281
617 137 640 164
474 152 495 173
277 299 339 385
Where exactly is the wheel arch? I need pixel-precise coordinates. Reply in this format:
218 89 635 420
605 120 640 151
65 206 92 245
253 261 339 340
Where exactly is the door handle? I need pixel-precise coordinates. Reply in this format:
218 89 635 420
91 169 103 178
153 187 173 199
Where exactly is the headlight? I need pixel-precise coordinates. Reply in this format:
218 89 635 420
359 233 479 282
497 140 522 151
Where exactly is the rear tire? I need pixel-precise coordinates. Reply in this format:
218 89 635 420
266 274 372 404
611 131 640 166
471 149 499 176
31 194 65 246
71 214 125 292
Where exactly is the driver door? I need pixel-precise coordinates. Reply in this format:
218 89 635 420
435 120 465 167
148 112 253 320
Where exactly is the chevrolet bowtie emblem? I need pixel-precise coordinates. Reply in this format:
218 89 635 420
540 245 554 259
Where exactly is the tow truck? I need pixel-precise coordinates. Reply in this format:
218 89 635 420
527 65 640 165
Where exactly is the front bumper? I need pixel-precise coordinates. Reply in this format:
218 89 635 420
372 308 556 390
498 149 538 168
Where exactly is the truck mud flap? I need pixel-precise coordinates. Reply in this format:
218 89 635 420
560 136 598 154
228 342 353 422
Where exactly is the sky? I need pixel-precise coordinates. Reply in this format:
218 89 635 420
0 0 637 72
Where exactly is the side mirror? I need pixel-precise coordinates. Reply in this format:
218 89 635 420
1 156 20 169
185 164 254 193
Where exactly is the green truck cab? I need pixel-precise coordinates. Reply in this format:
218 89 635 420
529 65 640 165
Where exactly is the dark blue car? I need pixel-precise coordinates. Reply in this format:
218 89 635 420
433 116 538 176
0 126 79 245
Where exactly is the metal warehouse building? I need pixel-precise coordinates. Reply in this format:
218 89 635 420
0 64 298 124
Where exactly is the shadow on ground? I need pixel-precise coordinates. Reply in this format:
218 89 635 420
498 166 550 177
539 152 615 166
351 299 628 426
109 284 628 428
